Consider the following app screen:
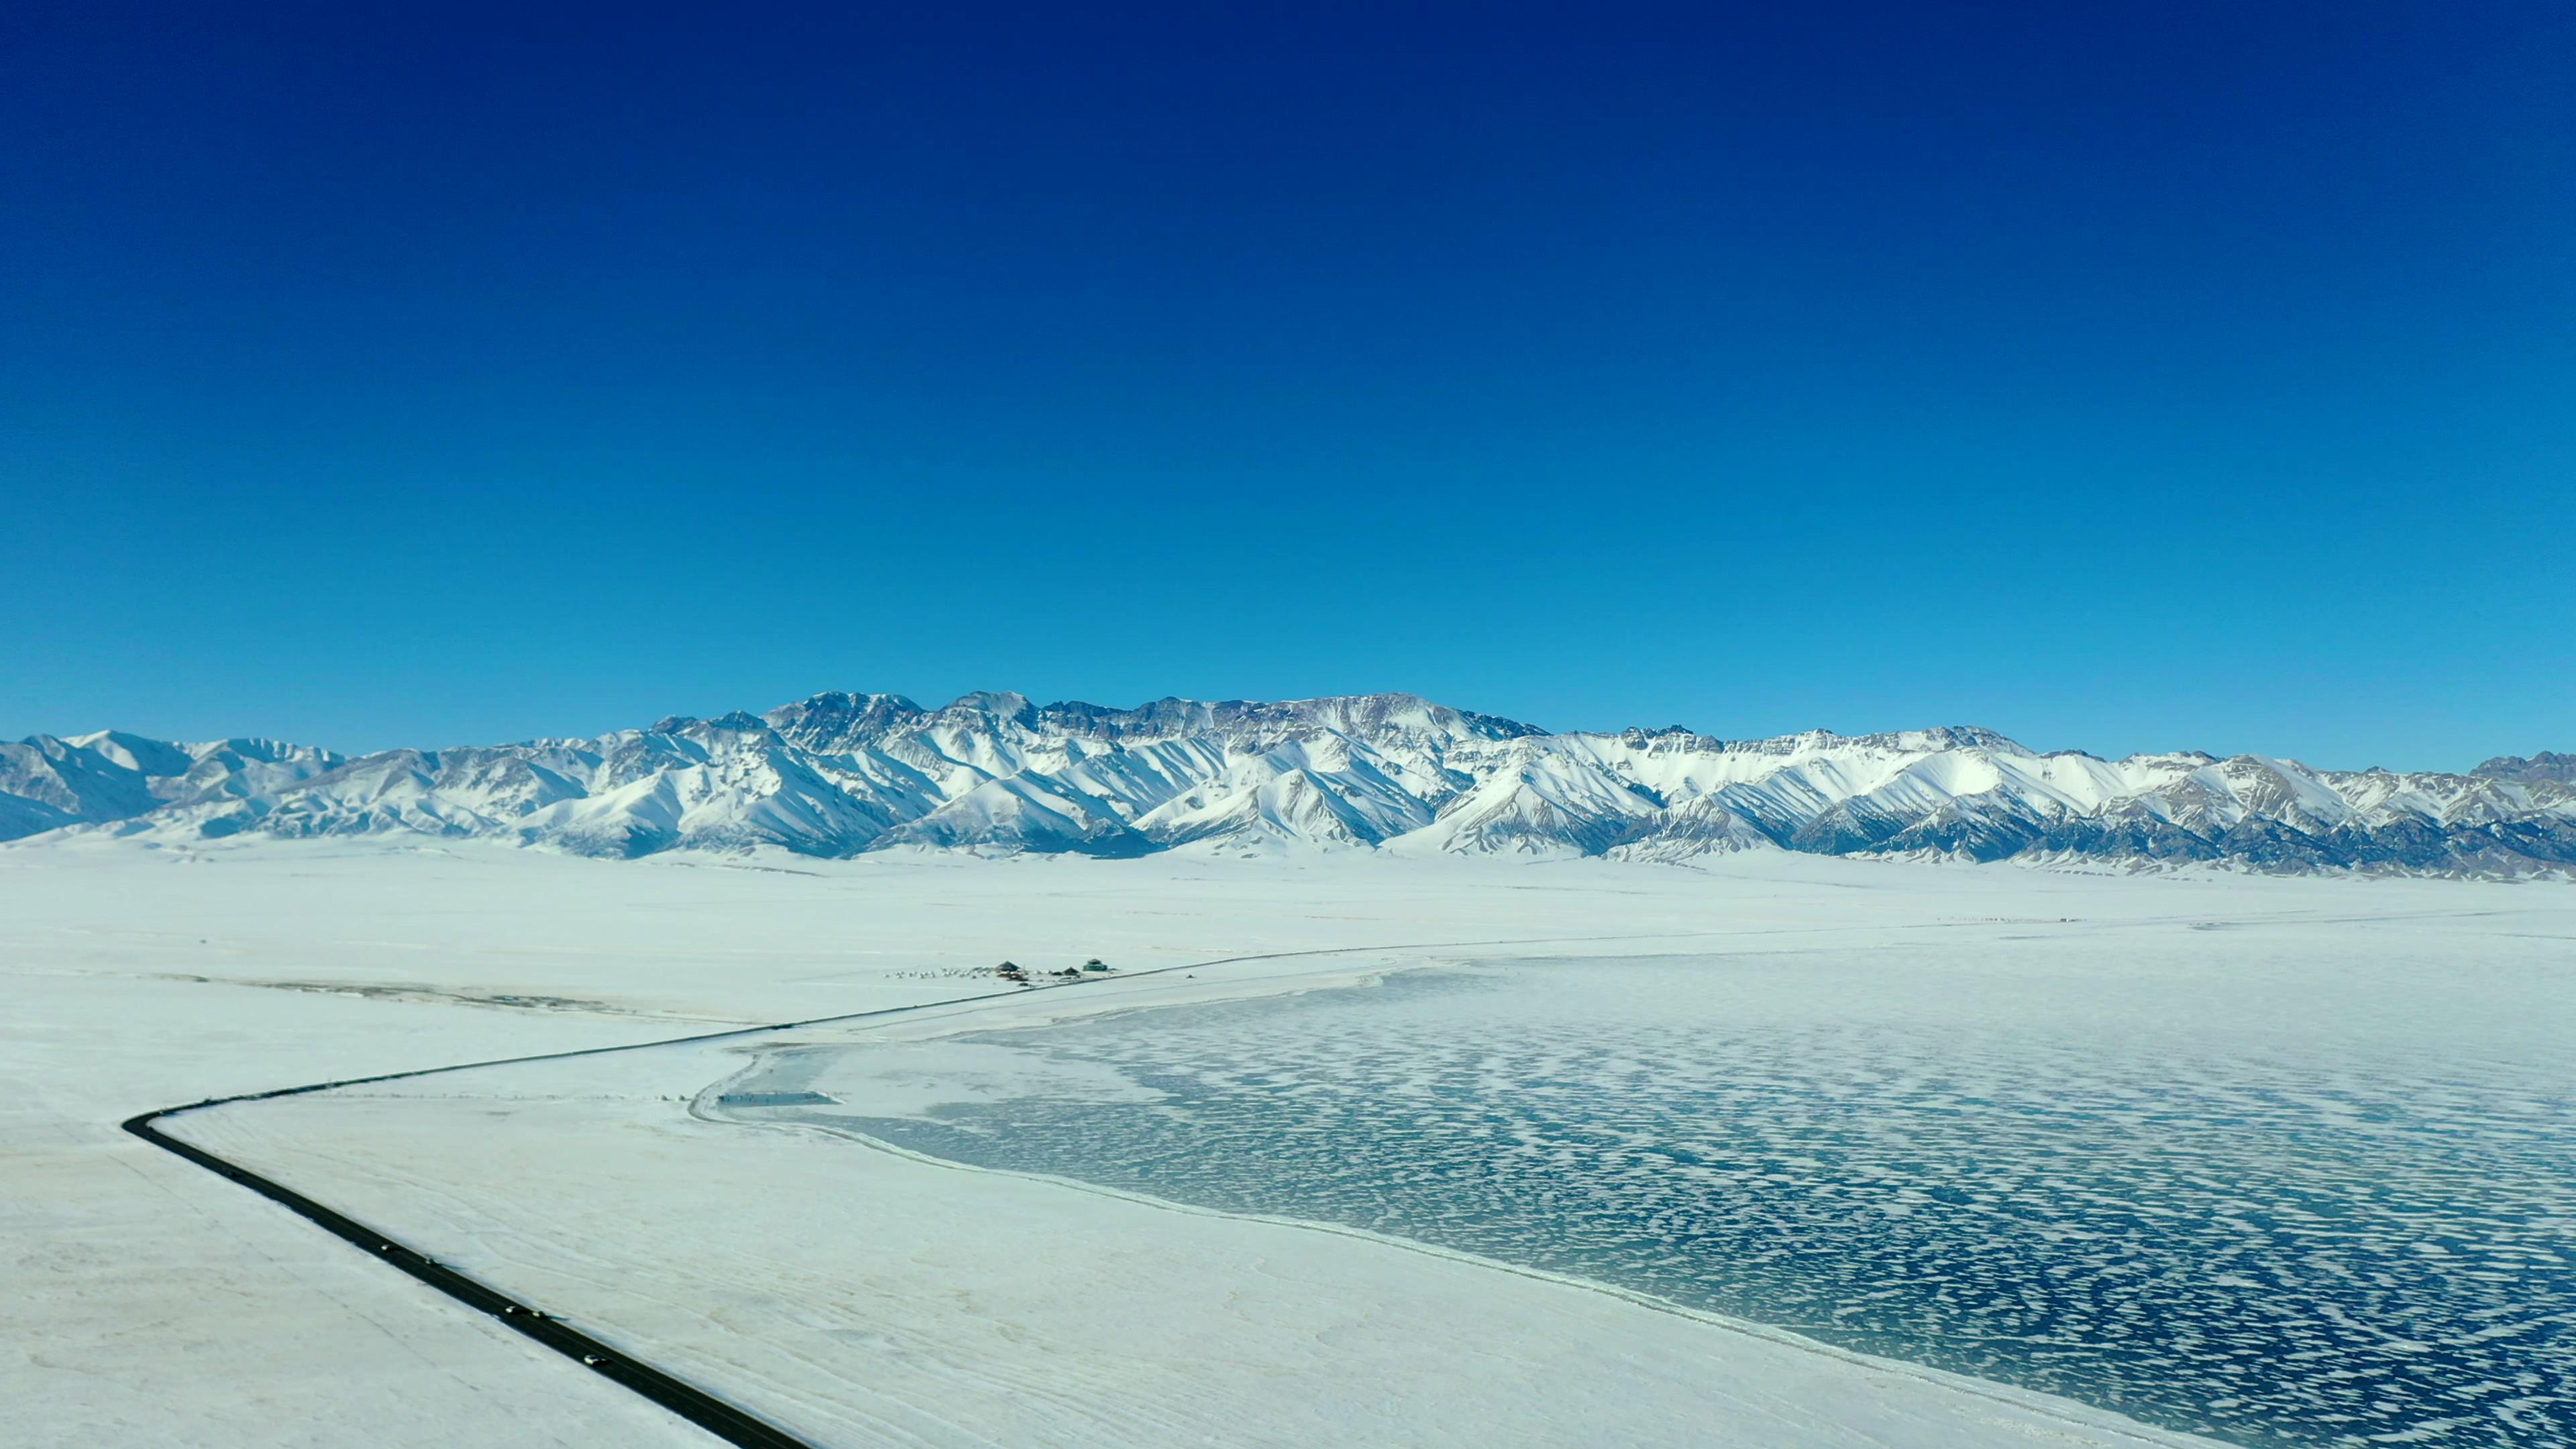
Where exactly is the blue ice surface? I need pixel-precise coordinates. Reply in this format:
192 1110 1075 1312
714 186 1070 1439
771 952 2576 1448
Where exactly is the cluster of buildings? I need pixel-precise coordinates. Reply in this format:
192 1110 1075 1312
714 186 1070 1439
992 958 1114 987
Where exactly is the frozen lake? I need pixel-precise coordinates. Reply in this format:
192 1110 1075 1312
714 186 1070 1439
740 935 2576 1448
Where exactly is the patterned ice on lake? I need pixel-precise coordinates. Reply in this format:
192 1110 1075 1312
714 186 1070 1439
751 938 2576 1447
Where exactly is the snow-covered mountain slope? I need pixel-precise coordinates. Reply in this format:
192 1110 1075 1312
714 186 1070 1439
7 694 2571 876
0 733 343 839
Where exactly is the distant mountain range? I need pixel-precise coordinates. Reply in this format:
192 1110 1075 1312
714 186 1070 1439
5 692 2570 877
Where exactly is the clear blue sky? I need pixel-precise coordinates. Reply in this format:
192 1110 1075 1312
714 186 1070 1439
4 3 2569 769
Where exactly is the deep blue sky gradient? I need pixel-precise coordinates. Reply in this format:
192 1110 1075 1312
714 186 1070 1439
5 3 2569 767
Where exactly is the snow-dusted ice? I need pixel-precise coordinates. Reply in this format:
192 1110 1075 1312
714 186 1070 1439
765 944 2576 1446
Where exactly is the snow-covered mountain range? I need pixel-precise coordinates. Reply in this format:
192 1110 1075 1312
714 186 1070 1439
6 692 2571 876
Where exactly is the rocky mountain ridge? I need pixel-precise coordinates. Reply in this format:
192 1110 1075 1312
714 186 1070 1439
2475 751 2576 787
5 692 2569 876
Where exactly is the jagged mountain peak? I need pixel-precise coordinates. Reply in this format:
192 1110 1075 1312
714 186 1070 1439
1028 691 1543 746
1711 724 2034 759
764 692 929 751
936 690 1040 723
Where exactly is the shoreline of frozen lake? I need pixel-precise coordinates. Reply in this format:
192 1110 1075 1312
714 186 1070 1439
168 946 2240 1449
741 937 2573 1447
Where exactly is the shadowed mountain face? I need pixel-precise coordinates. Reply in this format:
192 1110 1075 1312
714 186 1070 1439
6 692 2571 876
2477 752 2576 787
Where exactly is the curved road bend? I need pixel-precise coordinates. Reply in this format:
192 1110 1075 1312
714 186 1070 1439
122 928 1705 1447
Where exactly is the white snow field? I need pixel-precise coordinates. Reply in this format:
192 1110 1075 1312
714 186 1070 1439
7 837 2569 1447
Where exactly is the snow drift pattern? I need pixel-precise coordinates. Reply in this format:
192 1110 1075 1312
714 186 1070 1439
5 692 2571 875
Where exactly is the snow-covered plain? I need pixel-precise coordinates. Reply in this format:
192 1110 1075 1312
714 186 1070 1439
7 837 2568 1446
